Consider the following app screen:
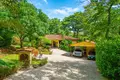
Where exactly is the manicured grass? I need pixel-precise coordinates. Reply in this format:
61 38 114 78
0 54 22 79
1 54 48 66
1 54 19 61
1 54 23 70
1 54 22 68
0 53 48 79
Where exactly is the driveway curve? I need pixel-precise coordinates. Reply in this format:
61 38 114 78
5 48 104 80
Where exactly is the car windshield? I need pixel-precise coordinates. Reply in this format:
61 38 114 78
75 49 81 51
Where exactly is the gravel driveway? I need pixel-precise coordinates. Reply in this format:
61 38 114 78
5 48 104 80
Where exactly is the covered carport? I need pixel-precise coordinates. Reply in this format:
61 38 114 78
70 41 95 57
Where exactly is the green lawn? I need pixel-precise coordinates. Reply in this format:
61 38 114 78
1 54 19 62
1 54 47 66
0 53 47 79
0 54 22 79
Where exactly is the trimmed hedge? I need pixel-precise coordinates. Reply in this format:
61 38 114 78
32 58 48 68
96 39 120 79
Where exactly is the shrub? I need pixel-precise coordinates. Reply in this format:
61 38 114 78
24 37 29 42
41 49 52 55
38 36 51 49
60 45 69 51
23 42 31 47
12 36 20 45
32 58 48 68
96 39 120 79
39 36 51 45
60 40 72 51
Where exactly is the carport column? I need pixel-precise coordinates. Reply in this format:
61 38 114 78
58 40 59 48
86 48 88 56
86 47 91 56
30 53 32 65
51 40 53 47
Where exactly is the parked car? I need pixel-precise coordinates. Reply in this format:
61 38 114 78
73 49 83 57
87 50 95 60
88 55 95 60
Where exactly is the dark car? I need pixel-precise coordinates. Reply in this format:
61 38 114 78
88 50 95 60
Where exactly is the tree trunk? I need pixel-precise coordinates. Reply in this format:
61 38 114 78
35 38 39 48
19 35 25 48
73 31 76 37
105 3 113 39
20 38 23 48
29 36 32 47
76 30 79 38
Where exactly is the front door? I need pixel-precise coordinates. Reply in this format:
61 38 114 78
53 41 57 47
52 40 59 48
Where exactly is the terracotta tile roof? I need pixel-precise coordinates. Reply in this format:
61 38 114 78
45 34 79 41
45 35 63 40
64 36 79 41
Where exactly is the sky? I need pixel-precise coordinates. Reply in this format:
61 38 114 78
28 0 89 20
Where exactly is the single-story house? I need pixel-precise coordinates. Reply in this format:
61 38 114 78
45 34 79 47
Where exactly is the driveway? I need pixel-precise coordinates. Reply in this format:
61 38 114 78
5 48 104 80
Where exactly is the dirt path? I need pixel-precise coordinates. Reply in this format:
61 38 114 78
5 48 104 80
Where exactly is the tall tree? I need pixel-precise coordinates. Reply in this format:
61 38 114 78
15 0 39 48
37 9 49 35
62 12 86 38
86 0 120 39
49 18 63 34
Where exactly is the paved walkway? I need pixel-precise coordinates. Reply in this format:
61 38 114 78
5 48 104 80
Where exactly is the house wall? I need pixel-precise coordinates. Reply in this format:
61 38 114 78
51 40 60 48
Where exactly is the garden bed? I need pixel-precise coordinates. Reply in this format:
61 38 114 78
0 54 22 80
0 53 48 80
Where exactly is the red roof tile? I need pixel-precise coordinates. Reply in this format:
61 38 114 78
45 35 63 40
45 34 79 41
64 36 79 41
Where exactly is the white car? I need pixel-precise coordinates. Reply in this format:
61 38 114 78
73 49 83 57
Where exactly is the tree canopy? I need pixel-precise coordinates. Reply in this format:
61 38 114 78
0 0 120 46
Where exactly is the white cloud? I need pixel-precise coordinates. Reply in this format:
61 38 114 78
28 0 41 8
43 0 48 4
82 0 90 6
53 9 69 15
52 7 80 15
76 0 90 6
63 7 79 13
47 7 80 20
